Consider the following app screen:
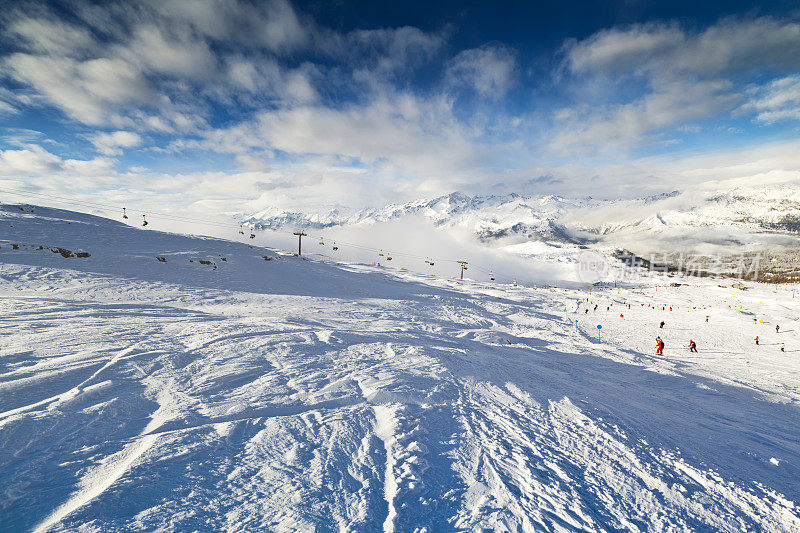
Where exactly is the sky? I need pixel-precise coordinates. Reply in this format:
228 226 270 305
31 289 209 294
1 0 800 218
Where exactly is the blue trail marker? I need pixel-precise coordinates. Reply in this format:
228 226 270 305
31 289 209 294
597 324 602 342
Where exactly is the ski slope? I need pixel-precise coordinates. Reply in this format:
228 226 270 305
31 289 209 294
0 204 799 531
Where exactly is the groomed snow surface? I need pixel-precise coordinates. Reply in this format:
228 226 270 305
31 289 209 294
1 204 798 532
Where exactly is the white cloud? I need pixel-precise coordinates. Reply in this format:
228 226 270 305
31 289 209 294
7 16 96 56
0 145 115 177
446 44 516 98
555 17 800 151
181 92 487 182
234 154 271 172
564 17 800 77
119 24 218 81
0 145 63 175
336 26 446 76
90 131 143 156
225 57 317 103
551 79 740 151
4 53 152 126
747 75 800 123
151 0 309 52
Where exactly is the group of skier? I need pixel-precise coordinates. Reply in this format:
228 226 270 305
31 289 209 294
654 323 786 355
582 295 788 356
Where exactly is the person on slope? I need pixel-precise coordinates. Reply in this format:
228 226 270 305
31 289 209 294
755 336 759 345
655 337 664 355
594 304 598 311
781 343 785 352
689 340 697 353
660 321 665 329
776 325 780 333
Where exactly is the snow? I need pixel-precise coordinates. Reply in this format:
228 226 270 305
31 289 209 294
1 203 799 531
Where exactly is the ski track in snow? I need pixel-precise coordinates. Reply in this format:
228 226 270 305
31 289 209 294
0 204 799 531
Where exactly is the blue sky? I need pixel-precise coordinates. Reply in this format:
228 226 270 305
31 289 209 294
1 0 800 215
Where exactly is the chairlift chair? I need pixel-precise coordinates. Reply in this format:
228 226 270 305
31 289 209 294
332 242 339 251
490 271 495 281
123 207 128 219
142 215 148 226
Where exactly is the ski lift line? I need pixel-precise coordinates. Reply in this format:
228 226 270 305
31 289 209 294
0 186 251 230
470 264 518 283
0 185 466 267
1 185 518 279
0 185 520 281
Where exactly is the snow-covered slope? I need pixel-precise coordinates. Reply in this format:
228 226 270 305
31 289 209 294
1 204 799 531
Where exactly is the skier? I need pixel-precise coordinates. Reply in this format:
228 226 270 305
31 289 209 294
594 304 598 311
660 321 665 329
655 337 664 355
705 316 709 322
776 325 780 333
689 340 697 353
781 343 785 352
755 336 759 345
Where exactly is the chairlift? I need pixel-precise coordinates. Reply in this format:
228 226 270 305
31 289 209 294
332 242 338 251
490 271 495 281
239 225 245 235
250 232 256 239
387 254 392 260
122 207 128 220
319 238 325 245
513 279 518 287
142 214 148 226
